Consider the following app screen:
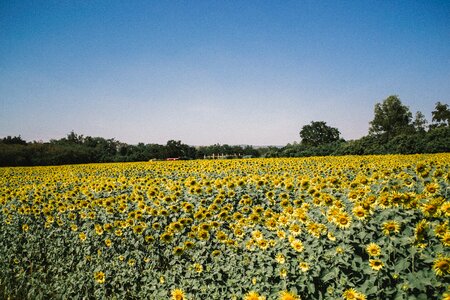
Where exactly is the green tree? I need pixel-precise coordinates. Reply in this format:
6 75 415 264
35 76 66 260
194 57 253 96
413 111 428 133
368 95 413 140
299 121 341 147
431 101 450 127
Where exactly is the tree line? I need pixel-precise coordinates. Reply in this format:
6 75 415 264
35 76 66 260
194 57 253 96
1 95 449 166
277 96 450 158
0 134 260 166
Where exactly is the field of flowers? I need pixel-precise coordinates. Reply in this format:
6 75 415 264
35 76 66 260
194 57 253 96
0 154 449 300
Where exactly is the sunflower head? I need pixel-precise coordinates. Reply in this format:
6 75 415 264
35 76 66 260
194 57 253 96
433 256 450 276
244 291 265 300
171 288 186 300
369 259 384 271
94 271 105 284
279 290 300 300
366 243 381 257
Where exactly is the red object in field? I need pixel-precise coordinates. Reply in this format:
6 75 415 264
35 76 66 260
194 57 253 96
166 157 180 161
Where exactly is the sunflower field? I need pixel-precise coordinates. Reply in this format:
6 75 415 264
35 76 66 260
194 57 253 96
0 154 449 300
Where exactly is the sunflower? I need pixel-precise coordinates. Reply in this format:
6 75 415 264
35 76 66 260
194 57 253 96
171 288 186 300
277 230 286 239
79 232 87 242
279 290 300 300
152 222 161 230
258 239 269 250
275 253 285 264
355 292 367 300
132 224 144 234
289 223 301 236
211 250 221 258
433 256 450 276
335 212 352 229
192 263 203 273
290 239 304 252
184 240 195 249
366 243 381 257
244 291 265 300
435 221 448 238
382 220 400 236
415 219 428 242
160 232 173 243
441 201 450 217
234 227 245 238
342 288 358 300
104 238 112 247
369 259 383 271
216 231 228 242
421 200 440 217
441 232 450 247
127 259 136 267
94 271 105 284
173 246 184 256
352 205 368 221
252 230 263 240
425 182 439 194
327 231 336 241
307 222 326 238
298 261 310 272
94 224 104 235
197 230 210 241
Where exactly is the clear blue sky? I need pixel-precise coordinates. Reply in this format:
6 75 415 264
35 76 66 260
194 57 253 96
1 1 449 145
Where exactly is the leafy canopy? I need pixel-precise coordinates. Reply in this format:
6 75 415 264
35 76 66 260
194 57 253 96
299 121 341 147
369 95 413 140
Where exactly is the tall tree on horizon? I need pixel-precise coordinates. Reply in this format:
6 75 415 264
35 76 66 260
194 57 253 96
299 121 341 147
368 95 413 140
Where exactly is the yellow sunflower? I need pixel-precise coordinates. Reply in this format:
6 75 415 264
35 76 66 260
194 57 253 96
279 290 301 300
335 212 352 229
366 243 381 257
369 259 383 271
244 291 265 300
171 288 186 300
433 256 450 276
299 261 310 272
342 288 358 300
352 205 368 221
94 271 105 284
290 239 304 252
382 220 400 236
441 232 450 247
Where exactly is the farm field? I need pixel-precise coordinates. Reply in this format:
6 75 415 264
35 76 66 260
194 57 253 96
0 154 449 300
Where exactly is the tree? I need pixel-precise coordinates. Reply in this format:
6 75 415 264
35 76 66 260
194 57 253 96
368 95 413 140
413 111 428 133
299 121 341 147
1 135 27 145
431 102 450 127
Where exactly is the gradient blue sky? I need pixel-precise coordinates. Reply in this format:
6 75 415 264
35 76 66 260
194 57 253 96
1 1 449 145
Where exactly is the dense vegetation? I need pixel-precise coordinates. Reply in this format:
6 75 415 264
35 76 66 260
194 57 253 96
1 96 449 166
1 154 449 299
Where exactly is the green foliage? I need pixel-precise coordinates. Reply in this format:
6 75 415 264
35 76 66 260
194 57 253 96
369 95 414 140
299 121 341 147
431 102 450 127
0 155 449 299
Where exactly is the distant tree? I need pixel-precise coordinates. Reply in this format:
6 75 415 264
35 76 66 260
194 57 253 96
165 140 196 159
413 111 428 133
299 121 341 147
368 95 413 140
431 101 450 127
1 135 27 145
